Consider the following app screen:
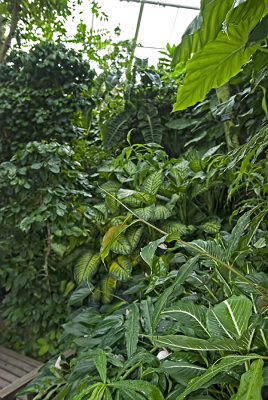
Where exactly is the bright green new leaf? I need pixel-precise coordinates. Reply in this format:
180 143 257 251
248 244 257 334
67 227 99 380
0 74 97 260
94 350 107 383
172 0 234 68
174 23 255 111
231 359 264 400
125 303 140 358
176 354 261 400
207 295 252 338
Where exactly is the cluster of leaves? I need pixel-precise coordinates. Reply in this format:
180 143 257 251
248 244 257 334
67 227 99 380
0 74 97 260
0 139 109 355
0 41 95 160
0 0 267 398
19 132 268 398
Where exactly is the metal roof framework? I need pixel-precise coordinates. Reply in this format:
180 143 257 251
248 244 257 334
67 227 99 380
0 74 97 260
119 0 200 61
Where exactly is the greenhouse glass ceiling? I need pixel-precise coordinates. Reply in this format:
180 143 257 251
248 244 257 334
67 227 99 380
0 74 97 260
69 0 200 65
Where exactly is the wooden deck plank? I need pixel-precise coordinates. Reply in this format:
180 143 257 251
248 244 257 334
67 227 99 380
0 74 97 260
0 361 24 378
0 377 9 390
0 354 32 374
0 369 17 385
0 348 41 369
0 367 40 400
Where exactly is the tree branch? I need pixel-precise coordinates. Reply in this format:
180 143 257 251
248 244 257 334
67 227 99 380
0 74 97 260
0 0 21 64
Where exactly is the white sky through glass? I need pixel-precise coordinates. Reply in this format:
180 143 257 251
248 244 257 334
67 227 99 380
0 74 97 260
65 0 200 65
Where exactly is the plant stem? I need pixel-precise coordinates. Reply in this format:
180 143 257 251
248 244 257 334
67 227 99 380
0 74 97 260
120 362 141 380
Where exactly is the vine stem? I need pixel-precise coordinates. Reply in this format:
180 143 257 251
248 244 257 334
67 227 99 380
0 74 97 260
44 220 51 294
100 188 268 301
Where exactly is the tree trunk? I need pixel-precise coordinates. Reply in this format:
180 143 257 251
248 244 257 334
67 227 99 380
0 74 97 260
0 0 21 64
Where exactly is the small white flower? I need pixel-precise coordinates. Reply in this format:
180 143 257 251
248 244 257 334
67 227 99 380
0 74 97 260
125 309 129 316
157 347 170 360
158 243 167 250
54 355 62 370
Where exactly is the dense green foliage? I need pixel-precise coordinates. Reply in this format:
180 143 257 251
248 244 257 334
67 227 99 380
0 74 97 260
0 0 267 399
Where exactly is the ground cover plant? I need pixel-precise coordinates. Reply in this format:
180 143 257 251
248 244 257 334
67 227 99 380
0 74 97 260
0 0 268 399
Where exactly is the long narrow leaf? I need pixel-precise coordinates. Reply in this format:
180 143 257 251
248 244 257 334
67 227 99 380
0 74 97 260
152 256 199 332
125 303 140 358
176 355 261 400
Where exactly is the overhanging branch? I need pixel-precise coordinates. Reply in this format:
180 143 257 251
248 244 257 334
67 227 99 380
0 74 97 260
0 0 21 64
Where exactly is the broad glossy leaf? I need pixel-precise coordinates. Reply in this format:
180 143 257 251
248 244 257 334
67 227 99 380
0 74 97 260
151 205 172 221
152 335 242 352
152 256 199 332
172 0 234 67
109 256 132 281
75 251 100 283
247 14 268 45
108 380 164 400
163 301 210 339
118 189 156 207
208 295 252 338
93 350 107 383
231 359 264 400
176 354 261 400
125 303 140 358
140 235 167 269
100 216 133 261
142 171 163 195
68 286 93 306
134 204 155 221
162 360 206 386
111 225 143 255
173 23 257 111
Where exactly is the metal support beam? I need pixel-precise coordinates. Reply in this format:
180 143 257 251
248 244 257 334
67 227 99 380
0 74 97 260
119 0 200 11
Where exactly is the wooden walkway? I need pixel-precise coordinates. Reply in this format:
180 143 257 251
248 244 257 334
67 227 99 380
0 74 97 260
0 346 43 400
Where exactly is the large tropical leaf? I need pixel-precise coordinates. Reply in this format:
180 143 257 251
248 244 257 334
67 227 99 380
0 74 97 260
207 295 252 339
163 301 210 339
142 171 163 195
172 0 234 67
100 217 138 261
102 110 132 148
137 105 163 144
75 251 100 283
176 354 261 400
109 255 132 281
111 225 143 255
173 0 267 110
